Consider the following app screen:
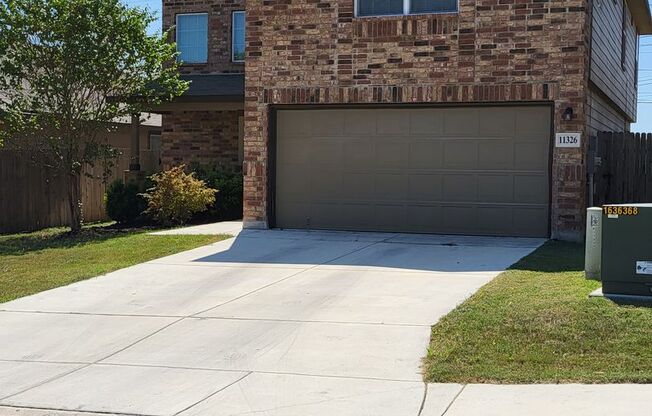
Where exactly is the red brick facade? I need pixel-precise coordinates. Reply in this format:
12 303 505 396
162 110 242 170
161 1 245 171
243 0 591 240
163 0 245 74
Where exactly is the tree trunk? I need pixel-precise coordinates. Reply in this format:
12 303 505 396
68 172 83 233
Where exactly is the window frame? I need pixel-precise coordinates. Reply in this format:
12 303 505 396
621 0 627 71
175 12 209 65
148 131 162 151
232 10 246 63
354 0 459 18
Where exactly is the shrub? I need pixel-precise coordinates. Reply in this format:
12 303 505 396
142 165 216 226
105 180 147 224
191 164 243 221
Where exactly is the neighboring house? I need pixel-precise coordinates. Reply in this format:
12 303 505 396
160 0 652 241
110 113 164 174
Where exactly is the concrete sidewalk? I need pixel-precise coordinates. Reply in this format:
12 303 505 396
1 383 650 416
1 228 646 415
149 221 243 236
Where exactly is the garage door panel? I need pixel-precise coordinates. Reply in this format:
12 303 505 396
477 140 515 170
277 111 311 137
443 174 477 202
310 140 344 165
477 175 514 203
408 174 443 201
311 170 342 199
409 109 444 136
479 107 516 137
443 140 478 169
477 207 514 234
278 139 311 164
376 110 410 135
376 141 409 168
342 173 375 199
277 202 311 229
276 106 550 237
408 141 444 168
406 205 443 231
441 206 477 233
310 111 345 136
339 204 375 229
277 165 311 199
375 205 406 230
344 140 375 167
443 108 480 136
344 110 377 135
375 174 408 200
310 203 344 229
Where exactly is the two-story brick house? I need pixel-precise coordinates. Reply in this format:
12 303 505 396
161 0 652 241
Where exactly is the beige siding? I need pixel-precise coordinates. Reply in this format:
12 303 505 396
587 88 628 135
590 0 638 121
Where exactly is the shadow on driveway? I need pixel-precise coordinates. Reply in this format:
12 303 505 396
192 229 547 273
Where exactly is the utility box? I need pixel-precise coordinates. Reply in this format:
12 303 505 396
585 207 603 281
601 204 652 297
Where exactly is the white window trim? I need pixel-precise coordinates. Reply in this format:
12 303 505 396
232 11 246 63
354 0 459 18
175 12 209 64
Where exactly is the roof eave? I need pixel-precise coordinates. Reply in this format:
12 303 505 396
630 0 652 35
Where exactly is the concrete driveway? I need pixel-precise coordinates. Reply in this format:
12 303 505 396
0 229 543 416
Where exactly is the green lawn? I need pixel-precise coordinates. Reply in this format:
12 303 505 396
424 241 652 384
0 224 230 303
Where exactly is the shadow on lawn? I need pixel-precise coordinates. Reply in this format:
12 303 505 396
0 226 143 256
509 240 585 273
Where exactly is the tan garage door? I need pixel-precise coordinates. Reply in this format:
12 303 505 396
275 106 551 237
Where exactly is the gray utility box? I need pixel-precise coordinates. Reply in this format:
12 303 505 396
601 203 652 297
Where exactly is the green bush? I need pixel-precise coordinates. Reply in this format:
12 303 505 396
142 165 216 226
191 164 243 221
105 180 147 224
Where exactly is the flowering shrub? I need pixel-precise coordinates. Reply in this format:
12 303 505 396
142 165 215 226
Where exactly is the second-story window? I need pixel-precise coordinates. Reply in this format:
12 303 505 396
232 11 246 63
176 13 208 64
356 0 457 17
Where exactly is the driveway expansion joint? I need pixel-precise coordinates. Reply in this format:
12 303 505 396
171 371 253 416
417 383 428 416
0 404 156 416
440 384 467 416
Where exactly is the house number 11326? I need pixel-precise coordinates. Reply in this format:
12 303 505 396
555 132 581 148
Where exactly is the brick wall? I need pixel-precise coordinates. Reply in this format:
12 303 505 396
162 1 245 175
244 0 592 240
163 0 245 74
162 110 243 170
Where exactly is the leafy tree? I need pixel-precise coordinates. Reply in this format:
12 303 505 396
0 0 187 232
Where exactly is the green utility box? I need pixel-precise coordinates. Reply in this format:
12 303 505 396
601 204 652 297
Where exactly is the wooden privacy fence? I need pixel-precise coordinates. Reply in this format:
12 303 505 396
0 149 160 234
589 132 652 206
